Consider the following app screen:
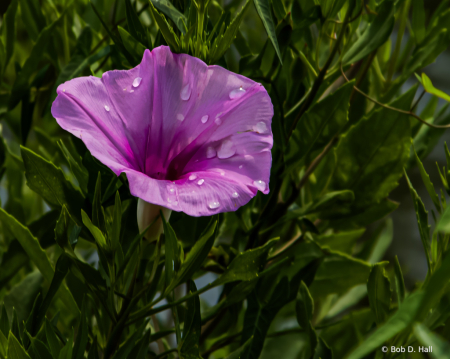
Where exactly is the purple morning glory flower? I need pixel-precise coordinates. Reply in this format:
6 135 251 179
51 46 273 218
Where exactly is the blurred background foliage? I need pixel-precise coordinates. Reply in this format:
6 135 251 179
1 0 450 358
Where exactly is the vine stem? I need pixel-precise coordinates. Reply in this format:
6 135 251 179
340 64 450 129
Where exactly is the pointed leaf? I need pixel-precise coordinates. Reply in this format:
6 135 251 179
343 1 395 64
422 72 450 103
151 0 187 34
367 263 391 325
254 0 282 64
7 333 31 359
0 208 79 316
21 146 84 223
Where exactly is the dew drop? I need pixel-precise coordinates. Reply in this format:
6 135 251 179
255 121 268 133
104 105 110 111
197 179 205 185
133 77 142 87
177 114 185 121
201 115 209 123
217 139 235 159
253 180 266 192
189 174 197 181
229 86 246 99
130 90 134 93
63 89 66 92
206 147 216 158
215 117 222 125
215 112 222 118
232 192 239 198
239 165 243 169
180 84 191 101
169 188 175 193
123 88 127 91
208 201 220 209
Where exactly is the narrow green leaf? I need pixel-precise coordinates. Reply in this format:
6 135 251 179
72 297 88 359
162 211 182 288
87 337 99 359
393 255 406 304
347 292 423 359
309 250 372 297
118 26 147 60
422 73 450 103
18 0 46 40
414 147 440 212
148 0 180 51
285 81 354 173
111 192 122 251
296 281 317 358
81 210 107 249
125 0 148 45
151 0 187 34
414 323 450 358
221 338 253 359
45 320 61 359
7 332 31 359
57 140 89 194
367 263 391 325
330 85 415 207
3 0 18 72
0 306 9 338
404 170 432 271
29 337 52 359
57 330 73 359
209 0 251 63
343 0 395 65
21 146 84 224
8 13 63 109
412 0 426 44
254 0 282 64
0 329 7 359
213 238 278 286
166 216 217 292
0 208 79 316
179 281 201 357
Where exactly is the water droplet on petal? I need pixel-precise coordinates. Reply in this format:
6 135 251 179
253 180 266 192
232 192 239 198
209 201 220 209
206 147 216 158
215 118 222 125
177 114 185 121
180 84 191 100
255 121 268 133
201 115 209 123
217 139 235 159
169 188 175 193
215 112 222 118
239 165 243 169
63 89 66 92
198 179 205 185
133 77 142 87
189 174 197 181
130 90 134 93
229 86 246 99
104 105 110 111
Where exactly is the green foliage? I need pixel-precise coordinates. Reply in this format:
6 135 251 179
1 0 450 358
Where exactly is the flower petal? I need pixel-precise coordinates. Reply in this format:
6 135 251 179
51 46 274 216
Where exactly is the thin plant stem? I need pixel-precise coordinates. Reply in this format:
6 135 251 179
340 64 450 129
